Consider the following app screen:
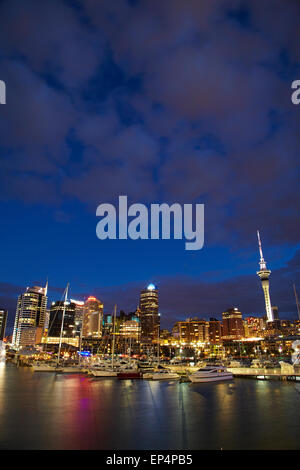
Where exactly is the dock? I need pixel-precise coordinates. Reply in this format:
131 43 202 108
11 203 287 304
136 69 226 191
228 367 300 382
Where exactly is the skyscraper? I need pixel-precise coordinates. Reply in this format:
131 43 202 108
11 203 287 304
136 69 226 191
12 283 48 348
139 284 160 352
208 318 222 344
256 231 273 322
46 300 77 346
82 296 103 338
222 307 244 340
0 309 7 340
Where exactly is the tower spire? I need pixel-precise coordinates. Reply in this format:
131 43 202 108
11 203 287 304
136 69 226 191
256 230 273 322
257 230 266 270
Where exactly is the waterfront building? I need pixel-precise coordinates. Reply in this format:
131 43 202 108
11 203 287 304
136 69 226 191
208 318 222 344
45 300 78 347
176 318 209 345
12 283 48 348
222 307 244 340
0 309 7 340
160 329 171 340
82 296 103 338
139 284 160 352
244 316 262 338
172 322 180 339
44 309 50 330
71 299 85 336
120 319 140 339
256 231 273 322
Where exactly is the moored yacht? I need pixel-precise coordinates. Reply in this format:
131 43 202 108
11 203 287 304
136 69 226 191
32 363 62 372
189 366 233 383
152 370 180 380
91 368 118 377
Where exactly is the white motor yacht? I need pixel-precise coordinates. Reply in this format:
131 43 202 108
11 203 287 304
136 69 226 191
189 366 233 383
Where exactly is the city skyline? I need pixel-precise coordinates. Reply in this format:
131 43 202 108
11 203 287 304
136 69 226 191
4 234 300 338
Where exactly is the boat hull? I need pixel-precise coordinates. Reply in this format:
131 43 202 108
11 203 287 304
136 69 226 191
189 374 233 383
61 367 83 373
152 374 179 380
32 366 62 372
92 370 117 377
117 372 142 379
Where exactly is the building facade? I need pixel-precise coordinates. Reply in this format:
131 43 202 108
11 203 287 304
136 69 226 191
176 318 209 345
45 300 78 346
208 318 222 344
139 284 160 352
82 296 103 339
12 284 48 348
0 309 7 340
222 307 244 340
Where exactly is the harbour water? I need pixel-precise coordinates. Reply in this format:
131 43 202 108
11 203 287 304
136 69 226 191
1 364 300 450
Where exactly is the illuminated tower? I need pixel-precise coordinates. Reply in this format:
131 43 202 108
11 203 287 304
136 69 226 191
12 283 48 347
82 296 103 338
139 284 159 353
256 231 273 322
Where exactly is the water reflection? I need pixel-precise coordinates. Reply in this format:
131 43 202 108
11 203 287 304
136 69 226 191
1 365 300 449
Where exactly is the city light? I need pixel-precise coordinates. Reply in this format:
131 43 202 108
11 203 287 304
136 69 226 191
147 283 156 290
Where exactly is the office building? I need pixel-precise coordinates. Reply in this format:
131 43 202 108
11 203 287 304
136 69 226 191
208 318 222 344
82 296 103 338
45 300 78 346
12 283 48 348
0 309 7 340
139 284 160 352
222 307 244 340
177 318 209 345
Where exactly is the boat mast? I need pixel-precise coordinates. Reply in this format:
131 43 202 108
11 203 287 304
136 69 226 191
78 318 83 365
57 283 69 366
111 304 117 369
294 284 300 320
157 325 160 366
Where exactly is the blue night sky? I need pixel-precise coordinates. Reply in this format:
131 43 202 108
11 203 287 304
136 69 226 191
0 0 300 332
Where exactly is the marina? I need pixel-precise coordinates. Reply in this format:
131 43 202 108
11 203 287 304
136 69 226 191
1 363 300 450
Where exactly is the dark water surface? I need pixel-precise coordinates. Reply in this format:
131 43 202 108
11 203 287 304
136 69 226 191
1 364 300 450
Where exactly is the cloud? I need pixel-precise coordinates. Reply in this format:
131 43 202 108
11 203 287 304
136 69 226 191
0 0 299 300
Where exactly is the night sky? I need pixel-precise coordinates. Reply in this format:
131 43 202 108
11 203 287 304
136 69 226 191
1 0 300 333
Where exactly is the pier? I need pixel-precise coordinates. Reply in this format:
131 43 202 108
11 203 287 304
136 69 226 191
228 367 300 382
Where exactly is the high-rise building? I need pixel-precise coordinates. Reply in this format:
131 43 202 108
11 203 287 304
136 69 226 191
208 318 222 344
82 296 103 338
139 284 160 352
256 231 273 322
222 307 244 340
45 300 78 346
71 299 85 336
272 306 279 320
0 309 7 340
12 283 48 348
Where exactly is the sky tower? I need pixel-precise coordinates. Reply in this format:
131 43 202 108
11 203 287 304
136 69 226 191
257 230 273 322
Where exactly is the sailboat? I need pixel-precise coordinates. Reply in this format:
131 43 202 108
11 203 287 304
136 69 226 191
92 305 118 377
33 283 69 372
117 336 142 379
